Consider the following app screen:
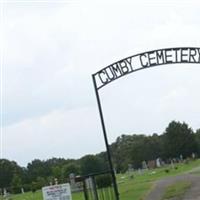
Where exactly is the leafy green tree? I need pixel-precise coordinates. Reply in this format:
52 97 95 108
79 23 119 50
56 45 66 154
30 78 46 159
111 135 136 172
0 159 23 188
111 134 163 170
129 135 150 168
31 181 38 192
80 155 104 175
36 177 46 188
96 174 112 188
11 174 22 193
195 129 200 156
95 152 109 171
27 159 51 182
0 120 198 192
163 121 198 158
52 166 62 181
61 163 80 181
46 176 54 186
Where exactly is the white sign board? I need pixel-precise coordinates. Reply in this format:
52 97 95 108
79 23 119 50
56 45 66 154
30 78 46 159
42 183 72 200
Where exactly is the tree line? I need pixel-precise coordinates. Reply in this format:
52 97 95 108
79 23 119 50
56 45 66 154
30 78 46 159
1 120 200 193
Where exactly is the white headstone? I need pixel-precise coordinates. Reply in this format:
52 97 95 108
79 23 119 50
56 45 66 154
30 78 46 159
142 161 148 170
127 164 133 174
156 158 161 168
192 152 195 159
69 173 76 186
3 189 7 197
138 168 142 175
171 160 175 169
54 178 58 185
42 183 72 200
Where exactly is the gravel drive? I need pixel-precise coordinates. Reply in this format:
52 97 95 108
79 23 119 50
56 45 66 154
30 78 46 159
144 173 200 200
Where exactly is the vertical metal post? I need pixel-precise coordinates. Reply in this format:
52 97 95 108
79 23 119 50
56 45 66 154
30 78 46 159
83 179 89 200
92 75 120 200
91 176 99 200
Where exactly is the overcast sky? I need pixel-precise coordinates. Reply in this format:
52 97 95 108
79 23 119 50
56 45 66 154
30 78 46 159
1 0 200 167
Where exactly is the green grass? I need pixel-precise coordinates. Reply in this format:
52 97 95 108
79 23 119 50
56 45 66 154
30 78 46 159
1 159 200 200
161 181 191 200
0 190 84 200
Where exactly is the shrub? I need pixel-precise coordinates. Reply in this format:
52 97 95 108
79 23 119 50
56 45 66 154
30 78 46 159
96 174 112 189
165 169 170 173
11 186 21 194
23 184 31 192
31 182 38 193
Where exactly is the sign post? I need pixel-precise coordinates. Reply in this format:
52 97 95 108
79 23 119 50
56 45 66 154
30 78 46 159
42 183 72 200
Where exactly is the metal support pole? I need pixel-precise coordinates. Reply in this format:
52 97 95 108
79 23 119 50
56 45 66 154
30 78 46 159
83 179 89 200
92 75 120 200
91 176 99 200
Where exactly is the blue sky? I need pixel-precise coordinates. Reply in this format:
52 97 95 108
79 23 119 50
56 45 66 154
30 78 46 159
1 0 200 166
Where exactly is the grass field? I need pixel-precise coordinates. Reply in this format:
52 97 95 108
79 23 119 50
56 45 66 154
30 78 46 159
1 159 200 200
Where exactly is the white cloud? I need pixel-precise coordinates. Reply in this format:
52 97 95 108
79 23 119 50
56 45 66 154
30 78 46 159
2 0 200 165
4 105 106 166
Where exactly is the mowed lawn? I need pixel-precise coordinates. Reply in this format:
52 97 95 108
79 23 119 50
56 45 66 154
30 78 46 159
2 159 200 200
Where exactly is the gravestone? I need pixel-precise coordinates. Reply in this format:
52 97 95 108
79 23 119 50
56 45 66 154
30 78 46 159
127 164 134 179
137 168 142 175
161 160 165 166
148 160 156 169
127 164 134 173
69 173 76 192
142 161 148 170
180 154 183 161
192 152 196 159
156 158 161 167
54 178 58 185
3 189 10 200
171 159 175 169
21 188 24 194
3 189 7 197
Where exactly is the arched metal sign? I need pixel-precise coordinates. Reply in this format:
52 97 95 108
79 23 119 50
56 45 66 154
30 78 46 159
94 47 200 90
92 47 200 200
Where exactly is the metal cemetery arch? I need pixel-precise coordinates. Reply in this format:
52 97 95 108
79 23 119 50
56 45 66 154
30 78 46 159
92 47 200 200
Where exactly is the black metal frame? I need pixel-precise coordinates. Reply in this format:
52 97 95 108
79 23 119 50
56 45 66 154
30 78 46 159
92 77 119 200
94 47 200 90
76 171 115 200
92 47 200 200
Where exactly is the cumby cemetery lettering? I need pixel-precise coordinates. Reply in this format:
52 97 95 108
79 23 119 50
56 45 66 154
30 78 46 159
42 183 72 200
93 47 200 89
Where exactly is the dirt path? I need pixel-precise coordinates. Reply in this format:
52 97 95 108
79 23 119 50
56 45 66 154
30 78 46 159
182 174 200 200
144 173 200 200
